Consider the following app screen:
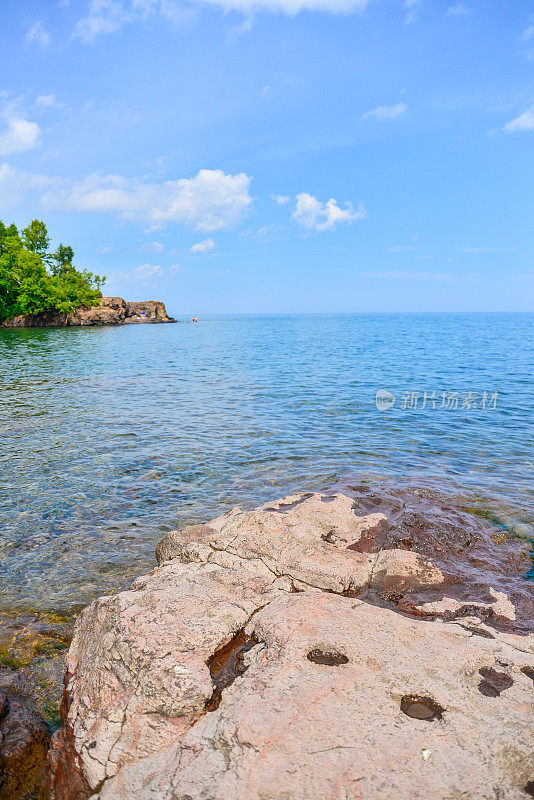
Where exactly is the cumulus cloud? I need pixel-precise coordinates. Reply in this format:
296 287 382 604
363 102 407 120
0 162 57 206
190 238 215 253
0 116 41 156
26 21 51 47
503 104 534 133
74 0 369 40
293 193 367 232
45 168 253 230
271 194 290 204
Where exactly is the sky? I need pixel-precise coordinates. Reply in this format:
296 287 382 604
1 0 533 315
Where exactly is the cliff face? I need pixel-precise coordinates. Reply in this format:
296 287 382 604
0 297 175 328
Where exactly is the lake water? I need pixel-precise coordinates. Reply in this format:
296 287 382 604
1 313 533 613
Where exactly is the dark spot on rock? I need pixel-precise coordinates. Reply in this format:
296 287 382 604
523 780 534 797
521 666 534 685
205 631 259 712
341 588 361 598
477 667 514 697
321 530 336 544
400 695 444 721
307 649 349 666
320 495 336 503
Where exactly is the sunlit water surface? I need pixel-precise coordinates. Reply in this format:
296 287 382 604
1 313 532 612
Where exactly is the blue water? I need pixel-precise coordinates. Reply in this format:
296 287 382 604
1 313 533 612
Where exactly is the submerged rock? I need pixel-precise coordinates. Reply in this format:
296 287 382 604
44 491 534 800
0 297 176 328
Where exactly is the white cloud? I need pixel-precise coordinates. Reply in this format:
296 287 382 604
74 0 370 41
0 116 41 155
0 162 57 206
363 102 407 120
503 104 534 133
45 168 253 230
108 262 163 284
445 4 469 16
169 263 183 274
74 0 130 42
293 193 367 232
140 240 164 252
271 194 290 204
35 94 57 109
190 238 215 253
132 263 162 280
26 21 51 47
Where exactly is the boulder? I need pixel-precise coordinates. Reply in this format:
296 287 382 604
43 491 534 800
0 669 50 800
125 300 169 322
95 593 534 800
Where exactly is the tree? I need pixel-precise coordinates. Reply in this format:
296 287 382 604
51 243 75 276
21 220 51 261
0 219 106 322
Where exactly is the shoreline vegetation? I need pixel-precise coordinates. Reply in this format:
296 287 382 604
0 220 175 328
0 220 104 323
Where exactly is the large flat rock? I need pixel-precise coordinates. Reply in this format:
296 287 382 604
43 491 534 800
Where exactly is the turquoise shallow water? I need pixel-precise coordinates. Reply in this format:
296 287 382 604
0 313 533 612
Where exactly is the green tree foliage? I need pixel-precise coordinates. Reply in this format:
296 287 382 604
0 220 105 322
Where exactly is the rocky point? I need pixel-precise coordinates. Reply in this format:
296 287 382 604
0 297 176 328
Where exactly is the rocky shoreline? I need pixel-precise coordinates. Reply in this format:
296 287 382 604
0 297 176 328
1 487 533 799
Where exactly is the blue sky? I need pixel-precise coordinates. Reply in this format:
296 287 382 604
1 0 533 314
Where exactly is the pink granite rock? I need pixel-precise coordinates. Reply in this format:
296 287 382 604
95 593 534 800
44 492 533 800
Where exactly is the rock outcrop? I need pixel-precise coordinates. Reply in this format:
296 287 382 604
0 297 175 328
44 492 534 800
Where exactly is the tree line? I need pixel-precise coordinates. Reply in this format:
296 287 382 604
0 219 105 323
